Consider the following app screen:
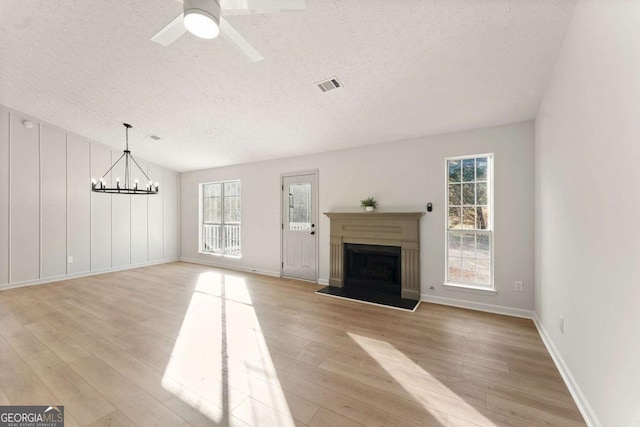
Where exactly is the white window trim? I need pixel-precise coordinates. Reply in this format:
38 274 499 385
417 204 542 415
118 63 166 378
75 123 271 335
444 153 495 292
198 180 242 258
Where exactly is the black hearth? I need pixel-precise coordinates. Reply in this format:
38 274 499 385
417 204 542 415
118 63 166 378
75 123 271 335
344 243 401 295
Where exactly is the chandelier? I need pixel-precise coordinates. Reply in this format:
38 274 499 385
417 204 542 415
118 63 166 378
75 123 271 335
91 123 159 195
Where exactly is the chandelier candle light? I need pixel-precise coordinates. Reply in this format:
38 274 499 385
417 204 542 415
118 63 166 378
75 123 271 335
91 123 159 195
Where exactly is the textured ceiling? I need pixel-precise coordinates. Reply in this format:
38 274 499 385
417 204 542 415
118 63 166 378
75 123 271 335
0 0 574 172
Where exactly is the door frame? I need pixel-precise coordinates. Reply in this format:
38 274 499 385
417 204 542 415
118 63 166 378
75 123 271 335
280 169 319 283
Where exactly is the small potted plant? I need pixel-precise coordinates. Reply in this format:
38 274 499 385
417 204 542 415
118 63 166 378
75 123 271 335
360 197 377 212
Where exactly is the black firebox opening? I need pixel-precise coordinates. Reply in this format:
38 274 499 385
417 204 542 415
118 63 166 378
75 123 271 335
344 243 401 295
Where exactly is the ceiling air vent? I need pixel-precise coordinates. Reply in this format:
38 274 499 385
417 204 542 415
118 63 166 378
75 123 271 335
316 77 342 92
146 134 162 141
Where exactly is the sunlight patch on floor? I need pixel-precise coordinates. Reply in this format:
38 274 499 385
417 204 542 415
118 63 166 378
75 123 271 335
347 332 497 426
161 271 296 425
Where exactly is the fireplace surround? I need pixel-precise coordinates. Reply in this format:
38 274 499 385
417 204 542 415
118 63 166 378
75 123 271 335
324 212 424 300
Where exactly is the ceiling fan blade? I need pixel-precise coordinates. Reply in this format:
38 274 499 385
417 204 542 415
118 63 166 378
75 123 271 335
151 13 187 46
219 17 264 62
220 0 305 16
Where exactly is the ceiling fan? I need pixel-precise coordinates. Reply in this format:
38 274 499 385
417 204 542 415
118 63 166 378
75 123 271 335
151 0 306 62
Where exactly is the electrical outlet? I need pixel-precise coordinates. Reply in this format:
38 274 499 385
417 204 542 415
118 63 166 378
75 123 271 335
514 281 523 292
67 256 73 264
559 316 564 334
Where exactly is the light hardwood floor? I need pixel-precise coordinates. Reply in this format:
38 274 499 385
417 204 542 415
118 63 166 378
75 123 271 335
0 262 585 427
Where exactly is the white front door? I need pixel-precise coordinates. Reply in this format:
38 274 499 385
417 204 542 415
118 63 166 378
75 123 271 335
282 172 317 282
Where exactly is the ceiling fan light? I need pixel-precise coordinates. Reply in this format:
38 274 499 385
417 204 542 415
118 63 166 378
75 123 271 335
184 0 221 39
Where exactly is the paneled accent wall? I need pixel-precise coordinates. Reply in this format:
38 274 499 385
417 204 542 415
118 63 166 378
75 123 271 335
0 106 180 288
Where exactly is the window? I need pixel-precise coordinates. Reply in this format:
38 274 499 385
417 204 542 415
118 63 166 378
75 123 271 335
288 183 311 231
446 155 493 288
201 180 241 256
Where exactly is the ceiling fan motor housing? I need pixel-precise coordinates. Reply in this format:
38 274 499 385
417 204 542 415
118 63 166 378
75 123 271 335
184 0 221 39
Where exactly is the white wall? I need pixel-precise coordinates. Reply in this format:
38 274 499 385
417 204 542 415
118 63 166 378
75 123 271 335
181 121 534 312
0 105 180 288
535 1 640 426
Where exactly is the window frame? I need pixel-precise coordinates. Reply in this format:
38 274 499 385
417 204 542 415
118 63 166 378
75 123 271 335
444 153 495 292
199 180 242 257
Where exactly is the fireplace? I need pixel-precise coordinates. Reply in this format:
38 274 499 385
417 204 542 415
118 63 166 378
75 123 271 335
344 244 401 295
324 211 424 301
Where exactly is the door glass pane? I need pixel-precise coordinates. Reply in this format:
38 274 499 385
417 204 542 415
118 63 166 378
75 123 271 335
288 183 311 231
449 184 461 205
448 160 461 183
463 159 475 182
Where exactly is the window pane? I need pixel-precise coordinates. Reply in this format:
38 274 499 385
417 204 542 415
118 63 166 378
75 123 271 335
214 197 223 223
476 182 487 205
223 224 241 255
448 184 461 205
224 181 240 196
462 233 475 258
448 257 462 282
202 224 222 253
463 159 475 182
462 258 476 282
288 183 311 231
448 233 462 257
448 160 461 183
476 259 491 285
204 183 222 197
448 207 461 229
203 198 211 222
224 195 241 223
203 197 222 223
476 206 489 230
476 157 488 181
462 207 476 229
477 234 491 259
463 183 475 205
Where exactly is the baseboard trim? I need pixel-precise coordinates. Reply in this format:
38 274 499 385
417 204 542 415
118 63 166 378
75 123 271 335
0 258 179 291
317 278 329 286
420 294 534 319
179 257 280 278
533 314 600 427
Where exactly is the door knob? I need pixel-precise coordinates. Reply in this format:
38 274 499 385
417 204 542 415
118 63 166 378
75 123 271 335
310 231 315 235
